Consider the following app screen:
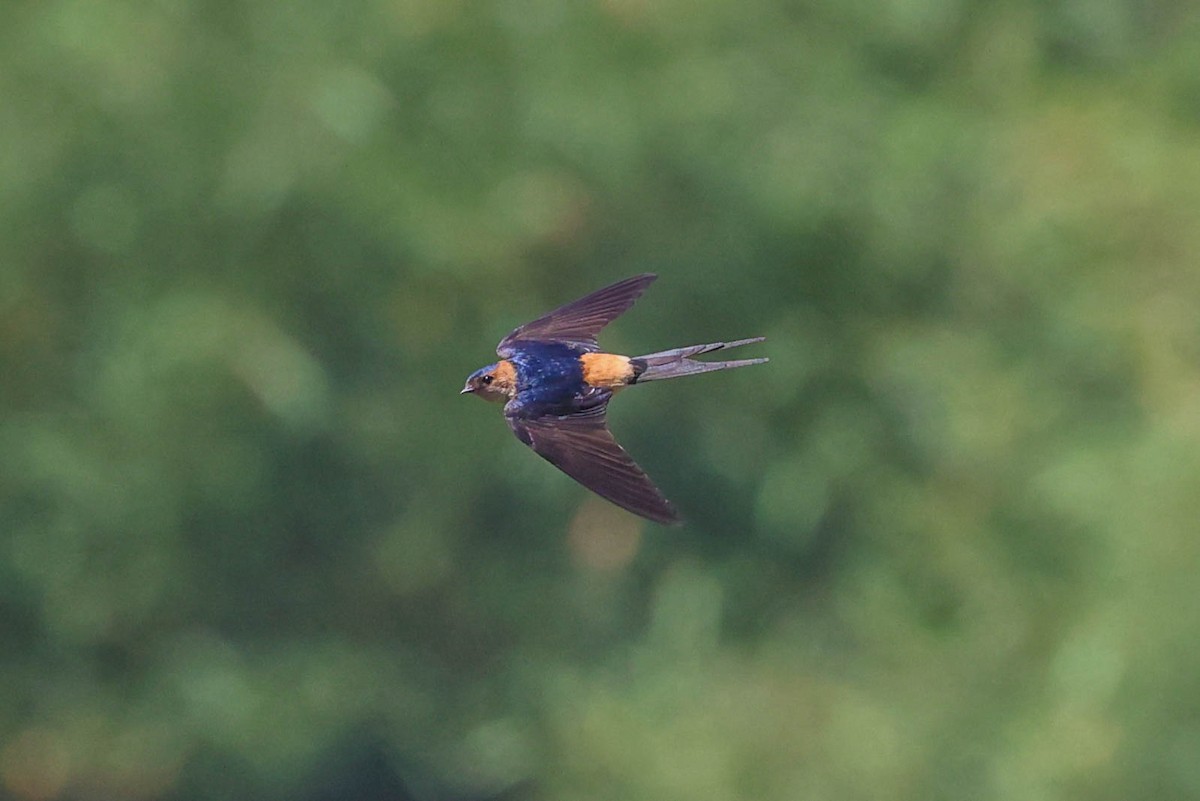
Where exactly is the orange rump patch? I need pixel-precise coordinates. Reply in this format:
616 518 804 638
581 353 635 388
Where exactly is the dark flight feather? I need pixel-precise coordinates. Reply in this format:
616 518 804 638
496 274 657 356
506 402 679 525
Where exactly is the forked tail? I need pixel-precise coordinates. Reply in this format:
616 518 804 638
631 337 767 382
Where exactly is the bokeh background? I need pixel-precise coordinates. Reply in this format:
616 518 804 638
4 1 1200 799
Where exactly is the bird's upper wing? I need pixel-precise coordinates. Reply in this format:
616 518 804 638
496 274 657 356
506 401 679 524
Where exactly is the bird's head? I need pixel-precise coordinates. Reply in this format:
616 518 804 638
460 360 517 402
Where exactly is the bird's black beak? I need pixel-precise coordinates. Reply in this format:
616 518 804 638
460 383 474 395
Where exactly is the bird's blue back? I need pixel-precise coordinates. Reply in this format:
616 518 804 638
506 341 587 415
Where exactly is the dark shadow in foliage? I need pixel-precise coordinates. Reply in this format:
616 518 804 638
301 736 537 801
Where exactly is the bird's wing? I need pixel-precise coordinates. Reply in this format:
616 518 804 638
506 402 679 524
497 274 657 356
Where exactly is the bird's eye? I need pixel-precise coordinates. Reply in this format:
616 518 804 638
481 374 493 384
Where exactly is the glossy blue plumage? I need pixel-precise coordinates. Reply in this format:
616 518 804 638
506 341 588 416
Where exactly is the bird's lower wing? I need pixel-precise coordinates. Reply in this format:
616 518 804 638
506 404 679 525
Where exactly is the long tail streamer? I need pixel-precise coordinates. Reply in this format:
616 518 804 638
633 337 767 382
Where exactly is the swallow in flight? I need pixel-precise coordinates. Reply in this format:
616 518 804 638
461 274 766 524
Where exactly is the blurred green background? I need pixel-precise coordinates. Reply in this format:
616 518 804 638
4 1 1200 799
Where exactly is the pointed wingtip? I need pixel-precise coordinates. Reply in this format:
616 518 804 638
620 273 658 293
648 499 681 526
636 506 682 526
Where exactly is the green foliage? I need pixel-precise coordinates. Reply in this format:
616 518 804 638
3 0 1200 799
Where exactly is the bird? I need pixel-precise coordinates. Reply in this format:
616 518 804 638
461 274 767 524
